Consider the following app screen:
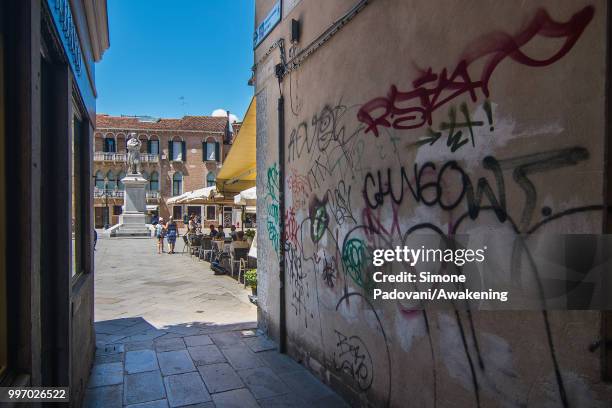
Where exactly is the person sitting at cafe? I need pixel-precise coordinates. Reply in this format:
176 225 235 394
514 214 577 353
188 216 197 234
230 231 250 250
230 225 237 241
209 224 218 238
217 226 226 240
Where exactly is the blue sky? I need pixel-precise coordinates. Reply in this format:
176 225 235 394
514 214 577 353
96 0 255 121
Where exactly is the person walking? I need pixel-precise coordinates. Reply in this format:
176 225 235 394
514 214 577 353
166 216 178 254
155 217 165 254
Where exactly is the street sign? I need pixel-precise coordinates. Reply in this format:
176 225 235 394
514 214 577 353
253 0 281 49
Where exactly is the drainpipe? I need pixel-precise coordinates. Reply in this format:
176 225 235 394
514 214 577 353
278 94 287 353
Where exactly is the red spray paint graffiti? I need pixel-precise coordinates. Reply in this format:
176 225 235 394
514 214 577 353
357 6 595 136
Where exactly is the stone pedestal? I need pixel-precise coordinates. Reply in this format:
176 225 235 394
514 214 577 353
111 174 151 237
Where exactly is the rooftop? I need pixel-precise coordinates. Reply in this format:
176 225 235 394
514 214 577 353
96 114 229 133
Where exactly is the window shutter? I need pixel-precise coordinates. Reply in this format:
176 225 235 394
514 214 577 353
168 141 173 160
202 142 206 162
215 142 220 162
182 141 187 162
147 140 152 154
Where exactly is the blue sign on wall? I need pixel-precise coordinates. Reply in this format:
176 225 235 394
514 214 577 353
45 0 96 121
253 1 281 49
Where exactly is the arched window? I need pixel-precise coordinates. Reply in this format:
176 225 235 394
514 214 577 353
206 172 216 187
141 171 149 190
95 171 105 189
172 172 183 196
106 170 116 190
103 136 116 153
117 171 126 190
150 172 159 191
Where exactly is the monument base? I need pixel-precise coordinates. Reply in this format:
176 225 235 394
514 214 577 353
111 173 151 237
111 212 151 237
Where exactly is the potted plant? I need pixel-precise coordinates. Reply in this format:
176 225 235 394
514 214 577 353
244 229 255 245
244 269 257 295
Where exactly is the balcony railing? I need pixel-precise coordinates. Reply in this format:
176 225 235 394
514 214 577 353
94 188 124 199
141 154 159 163
94 152 127 162
94 152 159 163
146 191 160 200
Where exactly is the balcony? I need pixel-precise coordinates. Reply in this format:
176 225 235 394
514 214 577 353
141 154 159 163
94 152 126 162
94 152 159 163
146 191 160 200
94 188 125 199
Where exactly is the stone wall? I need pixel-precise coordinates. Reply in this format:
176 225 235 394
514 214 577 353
254 0 612 406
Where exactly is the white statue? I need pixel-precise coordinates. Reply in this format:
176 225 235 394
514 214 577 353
126 136 142 174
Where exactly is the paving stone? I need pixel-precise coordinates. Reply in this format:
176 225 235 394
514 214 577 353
212 388 259 408
257 393 308 408
125 349 159 374
96 343 125 355
157 349 196 375
188 345 226 366
184 334 213 347
95 352 124 364
258 350 305 374
243 335 277 353
126 398 169 408
238 367 287 399
281 369 336 404
84 384 123 408
164 372 211 407
124 340 155 351
124 371 166 405
198 363 244 393
221 346 264 370
309 393 350 408
175 403 214 408
88 362 124 388
210 331 243 348
155 337 186 352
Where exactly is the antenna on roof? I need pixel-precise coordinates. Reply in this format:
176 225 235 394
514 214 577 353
179 96 187 116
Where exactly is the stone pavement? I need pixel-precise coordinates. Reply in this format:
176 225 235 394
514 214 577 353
85 237 348 407
93 235 256 327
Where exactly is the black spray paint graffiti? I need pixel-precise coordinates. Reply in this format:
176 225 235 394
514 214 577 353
287 103 367 189
333 330 374 391
414 101 494 153
362 147 589 233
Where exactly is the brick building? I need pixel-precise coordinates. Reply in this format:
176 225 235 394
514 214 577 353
94 114 237 227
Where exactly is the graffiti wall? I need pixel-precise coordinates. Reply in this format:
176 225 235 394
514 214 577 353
255 0 611 406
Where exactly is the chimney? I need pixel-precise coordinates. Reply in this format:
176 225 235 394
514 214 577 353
225 110 232 143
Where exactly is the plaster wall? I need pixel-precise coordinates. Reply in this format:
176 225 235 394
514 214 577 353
255 1 612 406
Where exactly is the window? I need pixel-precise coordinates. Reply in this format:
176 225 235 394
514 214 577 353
95 170 105 189
207 172 216 187
71 108 85 277
170 140 184 161
206 205 217 221
106 170 116 190
204 141 220 162
117 171 126 190
173 206 182 220
103 137 116 153
148 139 159 155
172 172 183 196
150 171 159 191
142 171 149 190
113 205 123 215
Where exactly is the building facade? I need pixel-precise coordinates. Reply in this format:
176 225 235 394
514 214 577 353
94 114 236 228
254 0 612 407
1 0 109 404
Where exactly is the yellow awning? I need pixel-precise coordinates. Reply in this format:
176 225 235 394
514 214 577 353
217 97 256 195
